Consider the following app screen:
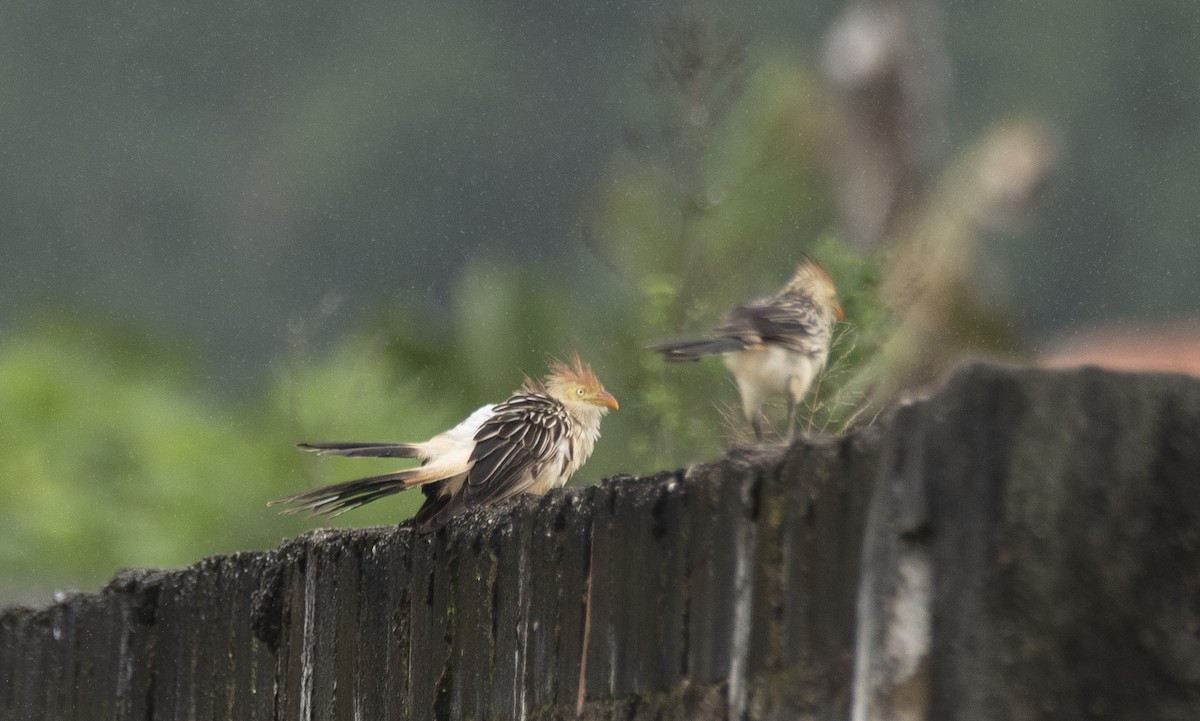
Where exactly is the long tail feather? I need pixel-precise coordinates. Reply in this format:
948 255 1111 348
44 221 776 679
271 470 418 516
296 441 422 459
648 337 746 361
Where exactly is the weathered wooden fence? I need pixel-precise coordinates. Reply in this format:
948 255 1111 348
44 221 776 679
1 364 1198 720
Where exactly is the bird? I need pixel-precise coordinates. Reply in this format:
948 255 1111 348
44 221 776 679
649 256 843 441
274 353 618 532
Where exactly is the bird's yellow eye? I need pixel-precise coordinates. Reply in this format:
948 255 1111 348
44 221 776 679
576 387 585 396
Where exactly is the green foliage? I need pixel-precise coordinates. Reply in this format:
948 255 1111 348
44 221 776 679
584 22 886 451
0 246 887 602
796 234 890 434
0 318 311 599
0 19 896 602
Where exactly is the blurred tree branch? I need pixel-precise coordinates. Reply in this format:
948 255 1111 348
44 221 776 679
820 0 1056 417
821 0 951 251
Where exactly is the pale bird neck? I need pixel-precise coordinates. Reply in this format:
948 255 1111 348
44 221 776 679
561 400 606 429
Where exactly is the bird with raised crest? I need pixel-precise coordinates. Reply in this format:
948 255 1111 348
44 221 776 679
649 256 843 441
274 353 618 532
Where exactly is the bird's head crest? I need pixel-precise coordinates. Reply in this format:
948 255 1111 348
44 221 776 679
787 255 844 320
546 351 602 390
538 351 618 410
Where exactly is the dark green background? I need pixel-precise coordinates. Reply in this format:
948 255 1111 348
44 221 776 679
0 1 1195 602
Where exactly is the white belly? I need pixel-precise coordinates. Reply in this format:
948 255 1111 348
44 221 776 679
724 346 803 394
723 346 825 420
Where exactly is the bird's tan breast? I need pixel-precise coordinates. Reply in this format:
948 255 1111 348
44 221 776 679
528 413 601 495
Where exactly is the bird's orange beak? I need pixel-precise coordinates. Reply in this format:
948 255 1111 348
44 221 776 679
597 390 619 410
834 301 845 321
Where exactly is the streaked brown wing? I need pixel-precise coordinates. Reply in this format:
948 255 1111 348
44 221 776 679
717 293 825 355
461 393 569 509
715 296 772 347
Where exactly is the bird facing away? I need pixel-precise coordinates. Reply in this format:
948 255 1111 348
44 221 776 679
649 256 843 441
274 354 618 533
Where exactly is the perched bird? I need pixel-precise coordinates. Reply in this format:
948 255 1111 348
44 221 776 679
650 256 843 441
275 354 618 532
